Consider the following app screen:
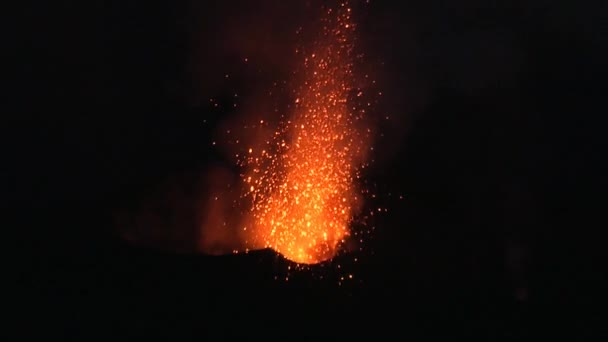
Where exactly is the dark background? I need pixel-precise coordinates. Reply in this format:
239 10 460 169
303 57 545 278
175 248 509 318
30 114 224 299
13 0 607 339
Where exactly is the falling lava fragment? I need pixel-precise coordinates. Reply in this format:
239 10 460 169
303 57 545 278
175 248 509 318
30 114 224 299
239 2 370 264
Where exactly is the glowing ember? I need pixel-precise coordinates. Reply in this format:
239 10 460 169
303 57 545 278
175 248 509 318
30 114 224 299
233 2 369 264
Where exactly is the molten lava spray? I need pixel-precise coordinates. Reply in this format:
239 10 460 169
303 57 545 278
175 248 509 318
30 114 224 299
236 2 371 264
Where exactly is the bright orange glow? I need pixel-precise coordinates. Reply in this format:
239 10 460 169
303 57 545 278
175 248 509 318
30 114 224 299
236 2 369 264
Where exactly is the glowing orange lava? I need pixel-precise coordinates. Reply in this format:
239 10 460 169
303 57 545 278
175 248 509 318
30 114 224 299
238 2 369 264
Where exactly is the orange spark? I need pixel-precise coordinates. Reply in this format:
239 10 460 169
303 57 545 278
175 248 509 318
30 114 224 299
236 2 369 264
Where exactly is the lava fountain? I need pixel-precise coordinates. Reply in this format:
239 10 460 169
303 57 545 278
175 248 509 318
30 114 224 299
234 1 372 264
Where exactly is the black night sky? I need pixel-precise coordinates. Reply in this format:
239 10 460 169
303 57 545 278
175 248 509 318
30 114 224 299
13 0 607 339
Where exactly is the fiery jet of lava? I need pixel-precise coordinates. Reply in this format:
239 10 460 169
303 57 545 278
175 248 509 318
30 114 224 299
236 2 369 264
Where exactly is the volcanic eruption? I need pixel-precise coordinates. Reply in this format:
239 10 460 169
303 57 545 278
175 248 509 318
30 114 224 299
224 1 373 264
